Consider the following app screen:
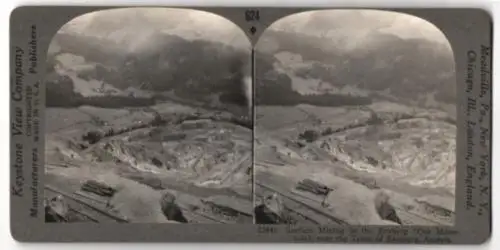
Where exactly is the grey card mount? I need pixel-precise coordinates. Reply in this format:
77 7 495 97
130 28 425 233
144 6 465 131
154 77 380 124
10 6 492 244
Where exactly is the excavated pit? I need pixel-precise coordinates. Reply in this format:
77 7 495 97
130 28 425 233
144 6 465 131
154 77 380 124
45 105 253 224
254 103 457 226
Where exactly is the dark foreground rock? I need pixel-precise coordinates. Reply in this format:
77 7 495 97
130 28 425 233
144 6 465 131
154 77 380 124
254 204 284 224
160 192 188 223
254 193 290 224
374 191 402 224
45 195 69 223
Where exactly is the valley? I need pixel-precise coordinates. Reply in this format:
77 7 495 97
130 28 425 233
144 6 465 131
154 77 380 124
254 102 456 225
45 103 253 223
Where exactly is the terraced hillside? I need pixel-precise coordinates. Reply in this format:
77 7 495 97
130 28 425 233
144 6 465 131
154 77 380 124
45 104 253 223
254 103 456 226
44 8 254 224
253 12 456 226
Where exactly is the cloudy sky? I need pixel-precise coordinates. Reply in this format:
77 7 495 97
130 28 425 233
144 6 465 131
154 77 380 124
57 8 451 51
59 8 251 49
269 10 451 45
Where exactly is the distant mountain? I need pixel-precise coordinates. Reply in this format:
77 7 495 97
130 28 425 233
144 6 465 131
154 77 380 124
47 25 457 113
58 8 249 49
255 29 456 110
47 31 251 109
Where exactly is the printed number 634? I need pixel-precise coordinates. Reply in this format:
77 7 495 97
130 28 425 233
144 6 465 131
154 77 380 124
245 10 260 21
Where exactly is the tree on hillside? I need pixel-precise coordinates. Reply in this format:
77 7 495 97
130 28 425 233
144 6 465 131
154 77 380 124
299 130 320 143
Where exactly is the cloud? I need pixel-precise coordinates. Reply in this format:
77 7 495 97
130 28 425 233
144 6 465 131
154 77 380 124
58 8 250 49
57 8 452 53
270 9 450 47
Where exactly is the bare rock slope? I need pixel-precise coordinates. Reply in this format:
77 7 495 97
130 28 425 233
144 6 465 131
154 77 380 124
254 102 456 225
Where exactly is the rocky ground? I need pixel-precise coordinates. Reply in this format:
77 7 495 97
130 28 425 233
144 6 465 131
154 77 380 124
254 102 456 226
44 27 255 224
44 102 253 224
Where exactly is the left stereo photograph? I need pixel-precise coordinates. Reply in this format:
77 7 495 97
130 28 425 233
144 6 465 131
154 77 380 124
43 7 254 224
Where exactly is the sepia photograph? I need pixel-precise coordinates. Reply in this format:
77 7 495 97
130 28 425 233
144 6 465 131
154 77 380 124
253 10 456 226
43 8 254 224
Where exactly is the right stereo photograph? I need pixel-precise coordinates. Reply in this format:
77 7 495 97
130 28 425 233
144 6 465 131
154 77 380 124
253 9 456 226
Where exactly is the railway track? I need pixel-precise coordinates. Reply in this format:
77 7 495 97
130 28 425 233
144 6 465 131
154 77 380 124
256 154 451 226
255 180 450 226
180 207 229 224
254 181 348 225
45 185 230 224
292 186 448 226
393 207 449 226
44 185 128 223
